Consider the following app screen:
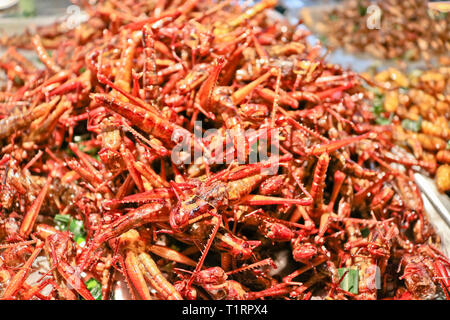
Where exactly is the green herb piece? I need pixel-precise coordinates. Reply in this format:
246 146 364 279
357 1 367 16
399 87 409 94
402 49 415 61
69 219 86 239
372 94 385 116
317 34 328 45
75 235 86 246
338 268 359 294
65 148 76 157
401 117 422 132
447 141 450 150
409 69 423 78
68 136 100 159
14 76 24 86
376 113 393 125
371 91 388 124
429 10 448 20
53 215 87 245
360 228 370 238
329 14 338 21
54 214 71 231
19 0 36 17
367 86 381 95
79 145 100 157
79 66 86 73
439 12 448 19
85 278 102 300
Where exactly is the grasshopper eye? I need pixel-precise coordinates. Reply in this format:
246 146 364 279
169 206 189 230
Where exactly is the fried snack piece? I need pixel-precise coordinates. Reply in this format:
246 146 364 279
436 164 450 192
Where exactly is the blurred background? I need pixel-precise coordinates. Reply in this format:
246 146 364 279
0 0 73 17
